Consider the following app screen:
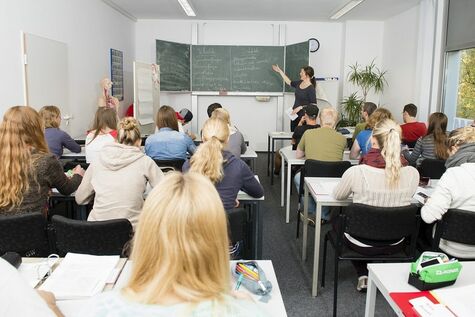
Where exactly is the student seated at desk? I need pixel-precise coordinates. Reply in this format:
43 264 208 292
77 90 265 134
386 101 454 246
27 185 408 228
39 105 81 158
403 112 449 166
350 107 393 159
421 126 475 258
291 103 320 150
352 102 377 141
85 107 118 164
211 108 247 158
82 172 266 317
183 118 263 211
400 103 427 148
145 105 196 161
0 106 84 216
294 107 345 222
333 119 419 291
76 118 163 228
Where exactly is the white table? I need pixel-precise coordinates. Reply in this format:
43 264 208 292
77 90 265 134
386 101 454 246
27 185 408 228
267 132 293 185
301 177 438 296
365 261 475 317
241 146 258 171
279 147 358 223
33 259 287 317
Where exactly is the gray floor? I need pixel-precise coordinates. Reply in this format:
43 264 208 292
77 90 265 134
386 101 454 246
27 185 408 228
253 153 396 317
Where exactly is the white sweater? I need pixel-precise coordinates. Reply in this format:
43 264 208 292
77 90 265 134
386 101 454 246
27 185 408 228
421 163 475 258
333 164 420 207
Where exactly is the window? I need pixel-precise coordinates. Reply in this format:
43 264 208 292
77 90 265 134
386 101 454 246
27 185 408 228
443 48 475 130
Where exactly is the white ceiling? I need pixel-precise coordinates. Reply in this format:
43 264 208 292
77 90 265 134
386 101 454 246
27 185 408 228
105 0 421 22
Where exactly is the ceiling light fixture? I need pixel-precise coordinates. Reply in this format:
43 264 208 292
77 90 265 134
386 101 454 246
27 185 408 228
177 0 196 17
330 0 365 20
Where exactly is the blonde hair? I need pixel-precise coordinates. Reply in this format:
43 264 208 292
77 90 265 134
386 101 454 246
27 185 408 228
367 108 393 129
319 107 338 127
447 126 475 149
118 117 141 146
211 108 231 125
372 118 403 187
0 106 49 209
124 172 230 305
190 119 230 183
39 105 60 128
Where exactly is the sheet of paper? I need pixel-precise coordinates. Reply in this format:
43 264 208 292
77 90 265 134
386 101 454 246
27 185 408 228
18 262 50 288
431 284 475 317
56 299 92 317
409 296 455 317
312 180 340 195
285 107 298 121
39 253 119 300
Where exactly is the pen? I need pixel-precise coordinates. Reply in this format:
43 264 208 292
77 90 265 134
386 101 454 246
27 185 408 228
235 274 244 290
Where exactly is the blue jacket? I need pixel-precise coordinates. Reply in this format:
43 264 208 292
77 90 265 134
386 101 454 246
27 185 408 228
145 128 196 160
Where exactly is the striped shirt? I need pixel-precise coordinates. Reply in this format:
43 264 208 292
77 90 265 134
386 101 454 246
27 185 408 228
403 135 440 165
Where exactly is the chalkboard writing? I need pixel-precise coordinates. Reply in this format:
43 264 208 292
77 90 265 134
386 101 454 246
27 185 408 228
231 46 284 92
284 41 309 92
192 45 231 91
156 39 190 91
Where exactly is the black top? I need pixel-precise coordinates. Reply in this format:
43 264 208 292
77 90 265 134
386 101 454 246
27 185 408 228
292 124 320 150
290 80 317 121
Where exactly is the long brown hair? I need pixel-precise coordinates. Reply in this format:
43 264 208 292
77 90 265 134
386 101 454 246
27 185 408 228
89 107 118 143
0 106 49 209
156 105 178 131
426 112 448 160
367 108 393 129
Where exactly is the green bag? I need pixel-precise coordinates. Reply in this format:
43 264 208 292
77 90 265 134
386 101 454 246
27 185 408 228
408 251 462 290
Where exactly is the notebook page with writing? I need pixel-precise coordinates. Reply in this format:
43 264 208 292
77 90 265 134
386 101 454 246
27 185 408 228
39 253 119 300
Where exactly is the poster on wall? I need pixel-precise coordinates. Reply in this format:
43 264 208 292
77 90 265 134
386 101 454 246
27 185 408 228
110 48 124 101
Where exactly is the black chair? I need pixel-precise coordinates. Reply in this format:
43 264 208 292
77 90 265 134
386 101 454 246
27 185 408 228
51 215 133 257
296 159 351 238
227 208 249 259
0 213 50 257
418 158 446 179
153 159 185 173
432 209 475 259
321 203 420 317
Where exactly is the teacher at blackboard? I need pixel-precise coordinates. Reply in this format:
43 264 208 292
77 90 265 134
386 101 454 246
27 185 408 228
272 65 317 131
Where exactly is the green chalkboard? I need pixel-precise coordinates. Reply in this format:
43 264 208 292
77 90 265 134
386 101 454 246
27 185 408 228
192 45 284 92
284 41 309 92
156 39 190 91
192 45 231 91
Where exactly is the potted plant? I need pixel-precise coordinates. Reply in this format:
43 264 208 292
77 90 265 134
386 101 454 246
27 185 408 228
340 92 364 127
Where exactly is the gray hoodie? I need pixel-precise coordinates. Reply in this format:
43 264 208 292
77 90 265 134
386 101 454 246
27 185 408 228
76 143 164 228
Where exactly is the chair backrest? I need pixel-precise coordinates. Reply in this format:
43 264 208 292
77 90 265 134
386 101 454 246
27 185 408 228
0 213 50 257
51 215 132 257
299 160 352 194
153 159 185 172
433 209 475 247
227 208 247 244
343 203 420 241
418 158 446 179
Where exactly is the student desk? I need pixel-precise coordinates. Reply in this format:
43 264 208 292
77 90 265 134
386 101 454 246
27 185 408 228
241 146 258 172
279 146 358 224
74 135 149 146
22 258 287 317
301 177 438 297
267 132 293 185
365 261 475 317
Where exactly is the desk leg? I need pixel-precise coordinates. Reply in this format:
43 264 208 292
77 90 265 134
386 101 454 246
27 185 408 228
312 203 322 297
285 162 291 223
364 271 377 317
280 156 285 207
271 139 275 185
256 201 262 259
302 183 309 261
267 135 271 176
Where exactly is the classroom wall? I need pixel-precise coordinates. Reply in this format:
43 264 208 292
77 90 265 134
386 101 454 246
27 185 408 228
0 0 135 137
381 5 420 123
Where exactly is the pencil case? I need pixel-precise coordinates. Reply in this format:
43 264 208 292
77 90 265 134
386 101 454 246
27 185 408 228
408 251 462 291
231 261 272 296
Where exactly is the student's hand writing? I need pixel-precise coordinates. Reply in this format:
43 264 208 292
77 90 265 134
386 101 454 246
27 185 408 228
37 290 64 316
73 165 85 177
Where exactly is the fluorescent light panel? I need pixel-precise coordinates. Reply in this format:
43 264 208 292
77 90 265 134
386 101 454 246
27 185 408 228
177 0 196 17
330 0 365 20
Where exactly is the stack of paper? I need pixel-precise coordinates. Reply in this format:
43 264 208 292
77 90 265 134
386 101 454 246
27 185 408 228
432 284 475 316
39 253 119 300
